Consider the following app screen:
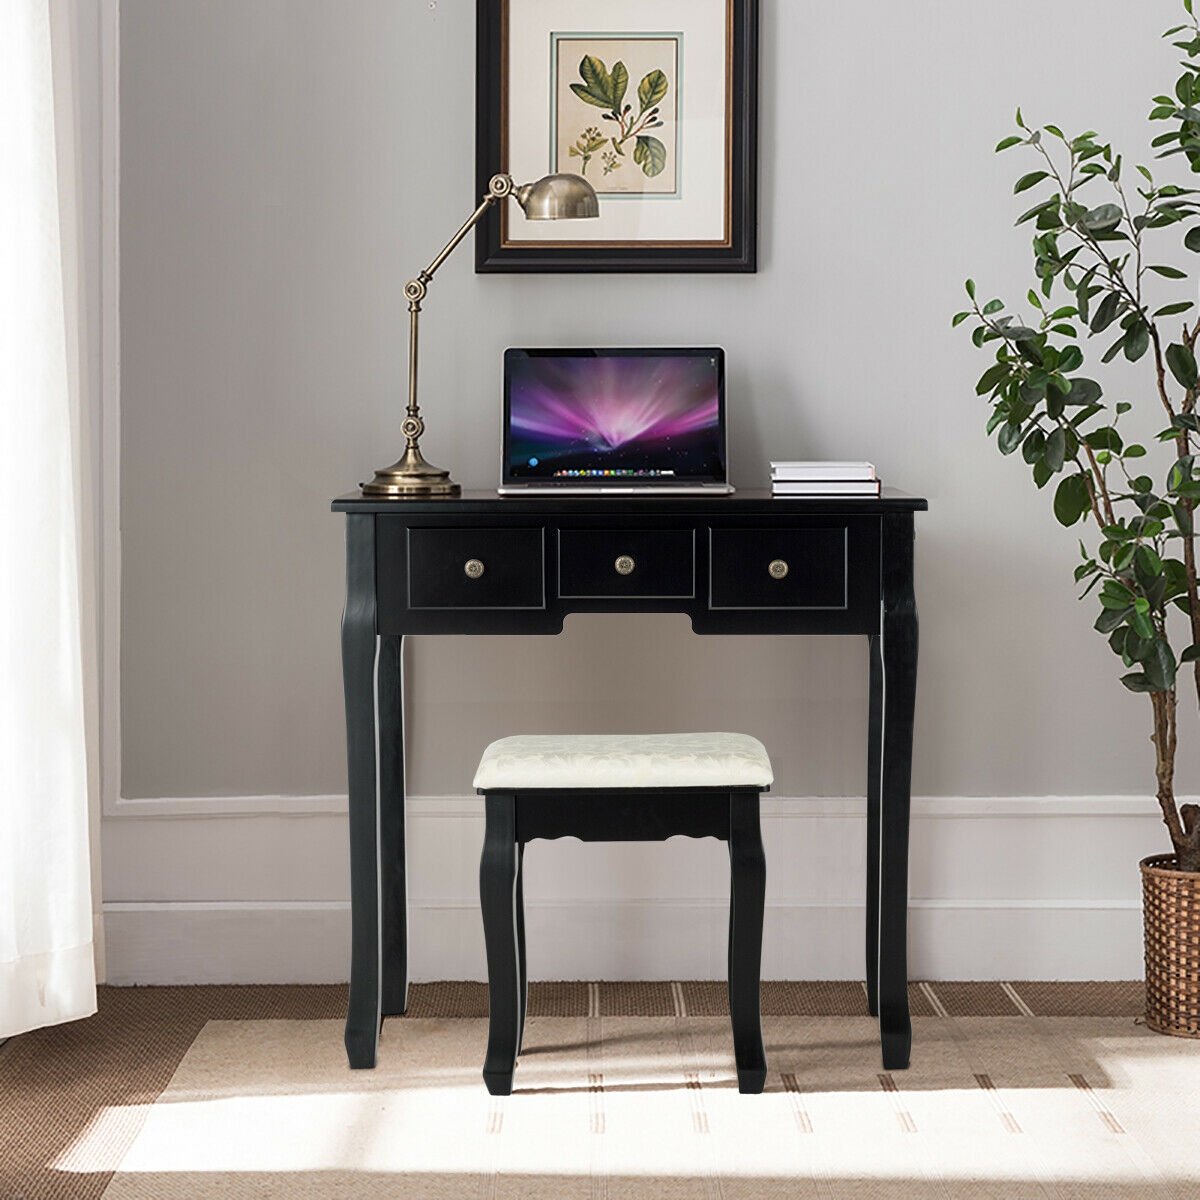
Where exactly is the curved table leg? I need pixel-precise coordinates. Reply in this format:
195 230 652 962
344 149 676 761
515 842 527 1056
378 634 408 1018
343 515 385 1069
877 513 917 1071
866 633 882 1018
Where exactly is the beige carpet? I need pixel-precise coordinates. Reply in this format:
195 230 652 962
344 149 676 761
55 1011 1200 1199
5 982 1193 1200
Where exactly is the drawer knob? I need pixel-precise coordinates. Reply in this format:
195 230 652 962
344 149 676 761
614 554 636 576
463 558 486 580
768 558 789 580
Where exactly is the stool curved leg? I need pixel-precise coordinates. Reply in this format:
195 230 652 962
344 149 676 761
480 793 520 1096
728 790 767 1094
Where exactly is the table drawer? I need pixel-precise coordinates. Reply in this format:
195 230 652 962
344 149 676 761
407 527 545 609
709 527 848 609
558 528 695 598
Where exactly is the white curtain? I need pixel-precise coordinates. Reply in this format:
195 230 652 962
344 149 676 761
0 0 98 1037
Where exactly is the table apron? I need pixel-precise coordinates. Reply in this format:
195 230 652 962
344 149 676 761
374 513 882 636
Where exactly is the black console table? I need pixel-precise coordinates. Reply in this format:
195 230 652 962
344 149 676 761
332 489 926 1072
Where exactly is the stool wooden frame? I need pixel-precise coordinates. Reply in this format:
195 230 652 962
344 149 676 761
478 786 768 1096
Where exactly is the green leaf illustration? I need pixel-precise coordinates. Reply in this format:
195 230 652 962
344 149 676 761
568 126 607 175
638 70 668 113
578 55 614 105
610 62 629 111
570 82 613 110
633 134 667 177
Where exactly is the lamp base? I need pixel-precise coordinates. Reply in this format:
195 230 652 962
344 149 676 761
361 445 461 498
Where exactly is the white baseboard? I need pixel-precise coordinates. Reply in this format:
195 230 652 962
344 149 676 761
101 793 1162 984
106 793 1166 819
104 901 352 985
93 910 107 985
102 896 1145 985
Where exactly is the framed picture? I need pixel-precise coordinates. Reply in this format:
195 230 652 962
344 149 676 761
475 0 758 273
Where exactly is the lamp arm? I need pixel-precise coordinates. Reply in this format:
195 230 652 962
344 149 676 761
404 174 514 299
416 193 496 285
399 175 514 449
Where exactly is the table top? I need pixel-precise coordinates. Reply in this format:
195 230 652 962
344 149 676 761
332 486 928 515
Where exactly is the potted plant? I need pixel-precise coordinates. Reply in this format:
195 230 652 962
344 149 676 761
956 1 1200 1036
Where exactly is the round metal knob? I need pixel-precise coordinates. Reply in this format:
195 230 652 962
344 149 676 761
614 555 636 576
768 558 789 580
464 558 485 580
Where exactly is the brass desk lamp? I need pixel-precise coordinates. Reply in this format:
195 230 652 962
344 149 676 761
362 172 600 498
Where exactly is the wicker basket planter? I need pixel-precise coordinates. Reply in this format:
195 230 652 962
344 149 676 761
1141 854 1200 1038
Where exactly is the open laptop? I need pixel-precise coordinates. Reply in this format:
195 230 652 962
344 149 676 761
498 347 734 495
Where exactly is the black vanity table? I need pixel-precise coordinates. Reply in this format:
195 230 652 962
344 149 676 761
332 488 926 1072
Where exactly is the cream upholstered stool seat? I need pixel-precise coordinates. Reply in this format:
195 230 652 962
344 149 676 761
475 731 771 1097
472 731 774 791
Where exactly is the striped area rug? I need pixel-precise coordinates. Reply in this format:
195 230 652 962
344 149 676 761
6 981 1198 1200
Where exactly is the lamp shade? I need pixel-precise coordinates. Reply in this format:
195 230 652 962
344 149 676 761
514 173 599 220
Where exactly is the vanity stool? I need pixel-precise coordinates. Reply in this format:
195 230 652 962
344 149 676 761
474 731 771 1097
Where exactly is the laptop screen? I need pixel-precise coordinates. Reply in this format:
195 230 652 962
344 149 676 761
503 348 726 484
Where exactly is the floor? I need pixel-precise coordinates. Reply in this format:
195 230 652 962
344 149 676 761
5 981 1196 1200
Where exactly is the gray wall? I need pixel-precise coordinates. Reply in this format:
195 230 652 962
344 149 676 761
120 0 1195 801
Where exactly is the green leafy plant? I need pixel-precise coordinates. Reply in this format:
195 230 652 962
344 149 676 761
568 126 607 175
955 0 1200 871
569 55 668 178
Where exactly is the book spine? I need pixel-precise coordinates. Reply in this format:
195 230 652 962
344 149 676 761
771 484 882 496
771 476 877 483
770 470 877 481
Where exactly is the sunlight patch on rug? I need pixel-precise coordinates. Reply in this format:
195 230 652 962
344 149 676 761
70 1016 1199 1199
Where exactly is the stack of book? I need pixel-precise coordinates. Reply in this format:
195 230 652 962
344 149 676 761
770 461 880 497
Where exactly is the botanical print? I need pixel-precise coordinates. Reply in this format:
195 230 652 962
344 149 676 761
553 36 679 195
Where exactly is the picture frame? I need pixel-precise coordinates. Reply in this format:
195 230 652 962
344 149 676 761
475 0 759 273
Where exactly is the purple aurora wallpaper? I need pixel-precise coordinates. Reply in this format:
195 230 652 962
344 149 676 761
506 353 723 479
